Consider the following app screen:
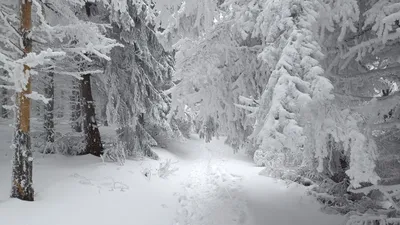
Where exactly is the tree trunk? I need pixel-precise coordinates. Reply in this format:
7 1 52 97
11 0 34 201
81 74 102 156
70 79 82 132
1 70 9 118
57 89 64 118
101 105 108 126
1 83 8 119
43 72 55 153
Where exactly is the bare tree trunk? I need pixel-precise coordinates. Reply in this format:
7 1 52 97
44 72 55 153
57 89 64 118
70 79 82 132
81 74 102 156
101 106 108 126
1 70 9 118
1 83 8 119
11 0 34 201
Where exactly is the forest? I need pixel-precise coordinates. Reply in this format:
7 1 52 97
1 0 400 225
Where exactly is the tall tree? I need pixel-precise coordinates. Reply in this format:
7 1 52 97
99 1 175 159
11 0 34 201
34 0 121 156
81 73 102 156
40 1 55 152
0 76 9 118
70 78 82 132
43 71 54 152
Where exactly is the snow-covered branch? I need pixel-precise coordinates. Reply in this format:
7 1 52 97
338 66 400 79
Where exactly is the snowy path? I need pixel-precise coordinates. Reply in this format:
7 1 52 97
0 134 345 225
168 135 345 225
173 144 248 225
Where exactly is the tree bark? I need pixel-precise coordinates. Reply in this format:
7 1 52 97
1 70 8 118
81 74 102 156
70 79 82 132
44 72 55 153
11 0 34 201
1 83 8 119
101 105 108 126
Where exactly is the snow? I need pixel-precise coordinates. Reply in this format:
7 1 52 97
0 125 344 225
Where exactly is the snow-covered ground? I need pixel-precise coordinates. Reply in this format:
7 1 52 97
0 124 345 225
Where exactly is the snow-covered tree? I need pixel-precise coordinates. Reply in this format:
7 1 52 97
163 0 268 155
248 0 333 172
0 0 123 200
94 1 176 160
164 0 391 191
35 0 121 156
314 0 400 190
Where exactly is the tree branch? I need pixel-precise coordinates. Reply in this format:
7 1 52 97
343 25 374 43
7 40 24 54
37 0 61 15
370 121 400 130
334 90 400 102
338 66 400 79
0 10 21 38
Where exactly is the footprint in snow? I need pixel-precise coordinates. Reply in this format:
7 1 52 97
174 162 250 225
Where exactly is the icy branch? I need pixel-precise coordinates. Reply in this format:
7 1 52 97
350 184 400 197
25 91 51 104
370 121 400 130
234 103 258 112
338 66 400 79
52 70 104 80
